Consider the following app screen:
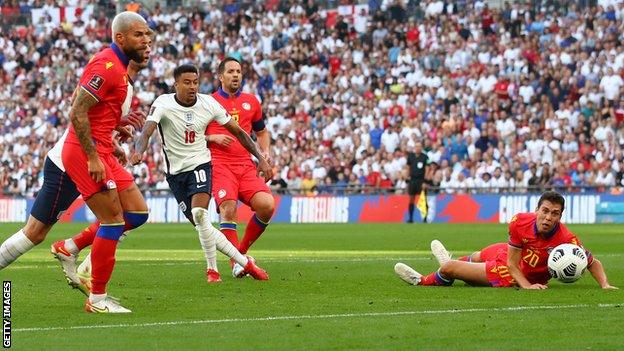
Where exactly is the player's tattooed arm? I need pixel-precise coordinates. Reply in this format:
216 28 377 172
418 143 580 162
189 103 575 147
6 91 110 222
223 119 274 180
70 88 99 158
130 121 157 165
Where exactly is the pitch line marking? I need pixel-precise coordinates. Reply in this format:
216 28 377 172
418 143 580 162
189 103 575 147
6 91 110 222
6 257 431 269
13 303 620 333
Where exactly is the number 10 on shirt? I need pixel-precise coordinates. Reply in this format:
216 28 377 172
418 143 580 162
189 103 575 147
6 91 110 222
185 130 196 143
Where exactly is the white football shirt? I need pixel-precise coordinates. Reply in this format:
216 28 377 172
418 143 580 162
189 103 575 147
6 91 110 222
147 93 231 175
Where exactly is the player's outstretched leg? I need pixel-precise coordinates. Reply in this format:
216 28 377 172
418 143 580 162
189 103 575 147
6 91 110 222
394 263 422 285
0 215 56 270
192 207 269 281
431 239 452 266
51 239 86 295
0 229 35 269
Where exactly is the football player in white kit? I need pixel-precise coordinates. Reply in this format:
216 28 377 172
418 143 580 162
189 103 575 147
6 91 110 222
129 64 273 282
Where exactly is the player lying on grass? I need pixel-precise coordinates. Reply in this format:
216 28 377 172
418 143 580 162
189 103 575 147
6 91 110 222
130 64 272 282
394 191 618 289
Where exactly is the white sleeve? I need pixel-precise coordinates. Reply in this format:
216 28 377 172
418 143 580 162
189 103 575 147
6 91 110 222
147 100 165 124
207 97 232 126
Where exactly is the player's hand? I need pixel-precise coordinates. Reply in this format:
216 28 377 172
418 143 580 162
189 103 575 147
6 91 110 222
207 134 235 147
261 151 272 166
602 284 619 290
257 157 273 182
115 125 134 143
129 152 144 166
120 110 146 131
87 155 106 183
525 283 548 289
113 146 128 166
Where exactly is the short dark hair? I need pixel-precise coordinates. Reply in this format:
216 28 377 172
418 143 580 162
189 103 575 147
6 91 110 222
218 57 242 74
173 64 199 81
537 191 565 211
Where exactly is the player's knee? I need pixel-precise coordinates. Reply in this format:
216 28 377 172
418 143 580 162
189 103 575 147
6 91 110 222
124 211 149 230
439 261 458 278
219 203 237 221
257 201 275 220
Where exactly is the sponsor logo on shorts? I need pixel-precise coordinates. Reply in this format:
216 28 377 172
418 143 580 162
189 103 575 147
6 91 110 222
106 180 117 190
218 189 226 199
179 202 187 213
242 102 251 110
88 75 105 91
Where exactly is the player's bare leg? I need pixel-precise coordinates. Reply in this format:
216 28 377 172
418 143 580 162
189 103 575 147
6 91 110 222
0 217 51 269
83 190 130 313
192 193 268 281
418 261 490 286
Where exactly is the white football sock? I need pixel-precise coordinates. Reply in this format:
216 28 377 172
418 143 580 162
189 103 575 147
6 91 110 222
0 229 35 269
192 207 218 271
64 239 79 255
89 293 107 303
191 208 249 268
210 225 248 267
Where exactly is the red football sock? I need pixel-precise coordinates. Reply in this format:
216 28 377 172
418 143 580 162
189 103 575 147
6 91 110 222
419 270 453 286
238 215 268 254
419 272 439 286
90 224 124 295
71 221 100 250
90 237 118 294
219 224 239 248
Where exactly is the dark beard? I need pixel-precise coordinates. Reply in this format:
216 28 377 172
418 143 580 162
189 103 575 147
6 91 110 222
126 49 143 63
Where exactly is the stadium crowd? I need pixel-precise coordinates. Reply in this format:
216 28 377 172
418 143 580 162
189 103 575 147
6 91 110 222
2 0 624 197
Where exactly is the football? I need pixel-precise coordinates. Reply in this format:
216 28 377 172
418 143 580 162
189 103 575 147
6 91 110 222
547 243 589 283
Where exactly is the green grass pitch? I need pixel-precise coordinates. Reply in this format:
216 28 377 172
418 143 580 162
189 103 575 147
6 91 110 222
0 222 622 350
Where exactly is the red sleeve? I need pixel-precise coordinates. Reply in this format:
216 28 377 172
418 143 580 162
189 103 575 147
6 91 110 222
79 58 113 102
507 215 523 248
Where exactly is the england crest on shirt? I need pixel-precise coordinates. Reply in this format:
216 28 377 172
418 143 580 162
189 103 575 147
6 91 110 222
185 112 194 125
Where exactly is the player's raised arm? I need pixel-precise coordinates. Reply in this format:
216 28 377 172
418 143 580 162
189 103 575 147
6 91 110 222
130 120 158 165
586 258 618 289
69 88 103 182
222 119 273 181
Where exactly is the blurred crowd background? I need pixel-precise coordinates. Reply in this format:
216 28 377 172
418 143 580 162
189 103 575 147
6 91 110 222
2 0 624 197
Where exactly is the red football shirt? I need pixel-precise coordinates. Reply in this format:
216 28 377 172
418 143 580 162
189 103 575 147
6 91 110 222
508 213 594 284
208 88 264 164
65 43 130 153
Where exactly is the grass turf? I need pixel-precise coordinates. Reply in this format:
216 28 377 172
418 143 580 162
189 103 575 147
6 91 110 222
0 222 622 350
